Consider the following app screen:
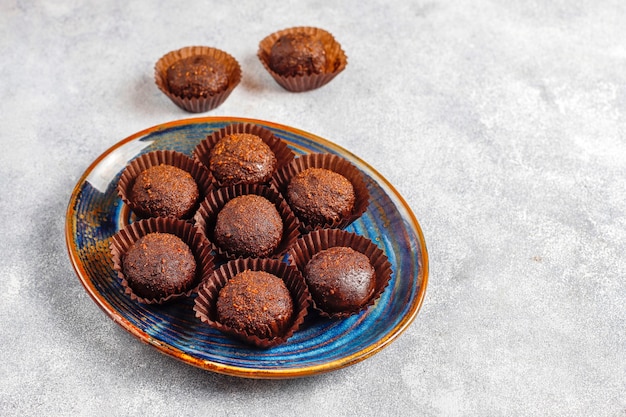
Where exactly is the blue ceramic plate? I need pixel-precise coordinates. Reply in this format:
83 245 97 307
65 117 428 379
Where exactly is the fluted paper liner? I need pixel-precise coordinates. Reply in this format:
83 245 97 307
193 184 301 260
193 122 295 187
155 46 241 113
271 153 369 232
193 257 311 348
110 217 215 305
288 229 392 319
257 26 347 92
117 150 213 220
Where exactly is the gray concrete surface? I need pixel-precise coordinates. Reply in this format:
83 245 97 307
1 0 626 415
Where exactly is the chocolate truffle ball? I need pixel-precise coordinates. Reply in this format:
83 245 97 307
287 167 355 226
166 55 229 98
269 32 326 77
209 133 277 186
217 270 294 339
304 246 376 313
214 194 283 258
129 164 200 219
122 233 197 300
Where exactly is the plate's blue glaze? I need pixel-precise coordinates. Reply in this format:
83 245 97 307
65 117 428 379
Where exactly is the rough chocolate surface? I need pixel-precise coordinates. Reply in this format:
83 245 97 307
166 55 229 98
122 232 196 300
269 32 326 77
13 3 626 414
304 246 375 312
287 167 355 226
214 194 283 258
129 164 200 219
217 270 293 339
209 133 277 186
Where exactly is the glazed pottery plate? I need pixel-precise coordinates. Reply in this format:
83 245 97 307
65 117 428 379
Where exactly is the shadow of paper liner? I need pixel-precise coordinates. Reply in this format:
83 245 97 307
86 140 154 193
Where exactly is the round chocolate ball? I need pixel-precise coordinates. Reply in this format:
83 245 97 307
129 164 200 219
217 270 294 339
286 167 355 226
166 55 229 98
209 133 277 186
122 232 196 300
269 32 326 77
214 194 283 258
304 246 376 313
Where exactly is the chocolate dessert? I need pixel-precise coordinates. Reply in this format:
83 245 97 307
269 32 326 77
129 164 200 219
208 133 277 186
286 167 355 226
122 232 196 300
304 246 376 313
213 194 283 258
216 270 294 339
166 55 229 98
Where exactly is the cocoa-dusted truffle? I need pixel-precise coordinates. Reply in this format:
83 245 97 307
209 133 277 186
166 55 229 98
129 164 200 219
214 194 283 258
122 232 196 300
269 32 326 77
217 270 294 339
287 167 355 226
304 246 376 313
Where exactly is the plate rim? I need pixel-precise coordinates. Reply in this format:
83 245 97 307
65 116 429 379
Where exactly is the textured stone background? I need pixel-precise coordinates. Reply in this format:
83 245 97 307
1 0 625 416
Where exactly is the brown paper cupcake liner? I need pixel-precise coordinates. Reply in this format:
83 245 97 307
193 257 311 348
154 46 242 113
110 217 215 305
117 150 214 221
193 122 295 187
193 184 301 260
271 153 370 232
257 26 347 92
287 228 392 319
